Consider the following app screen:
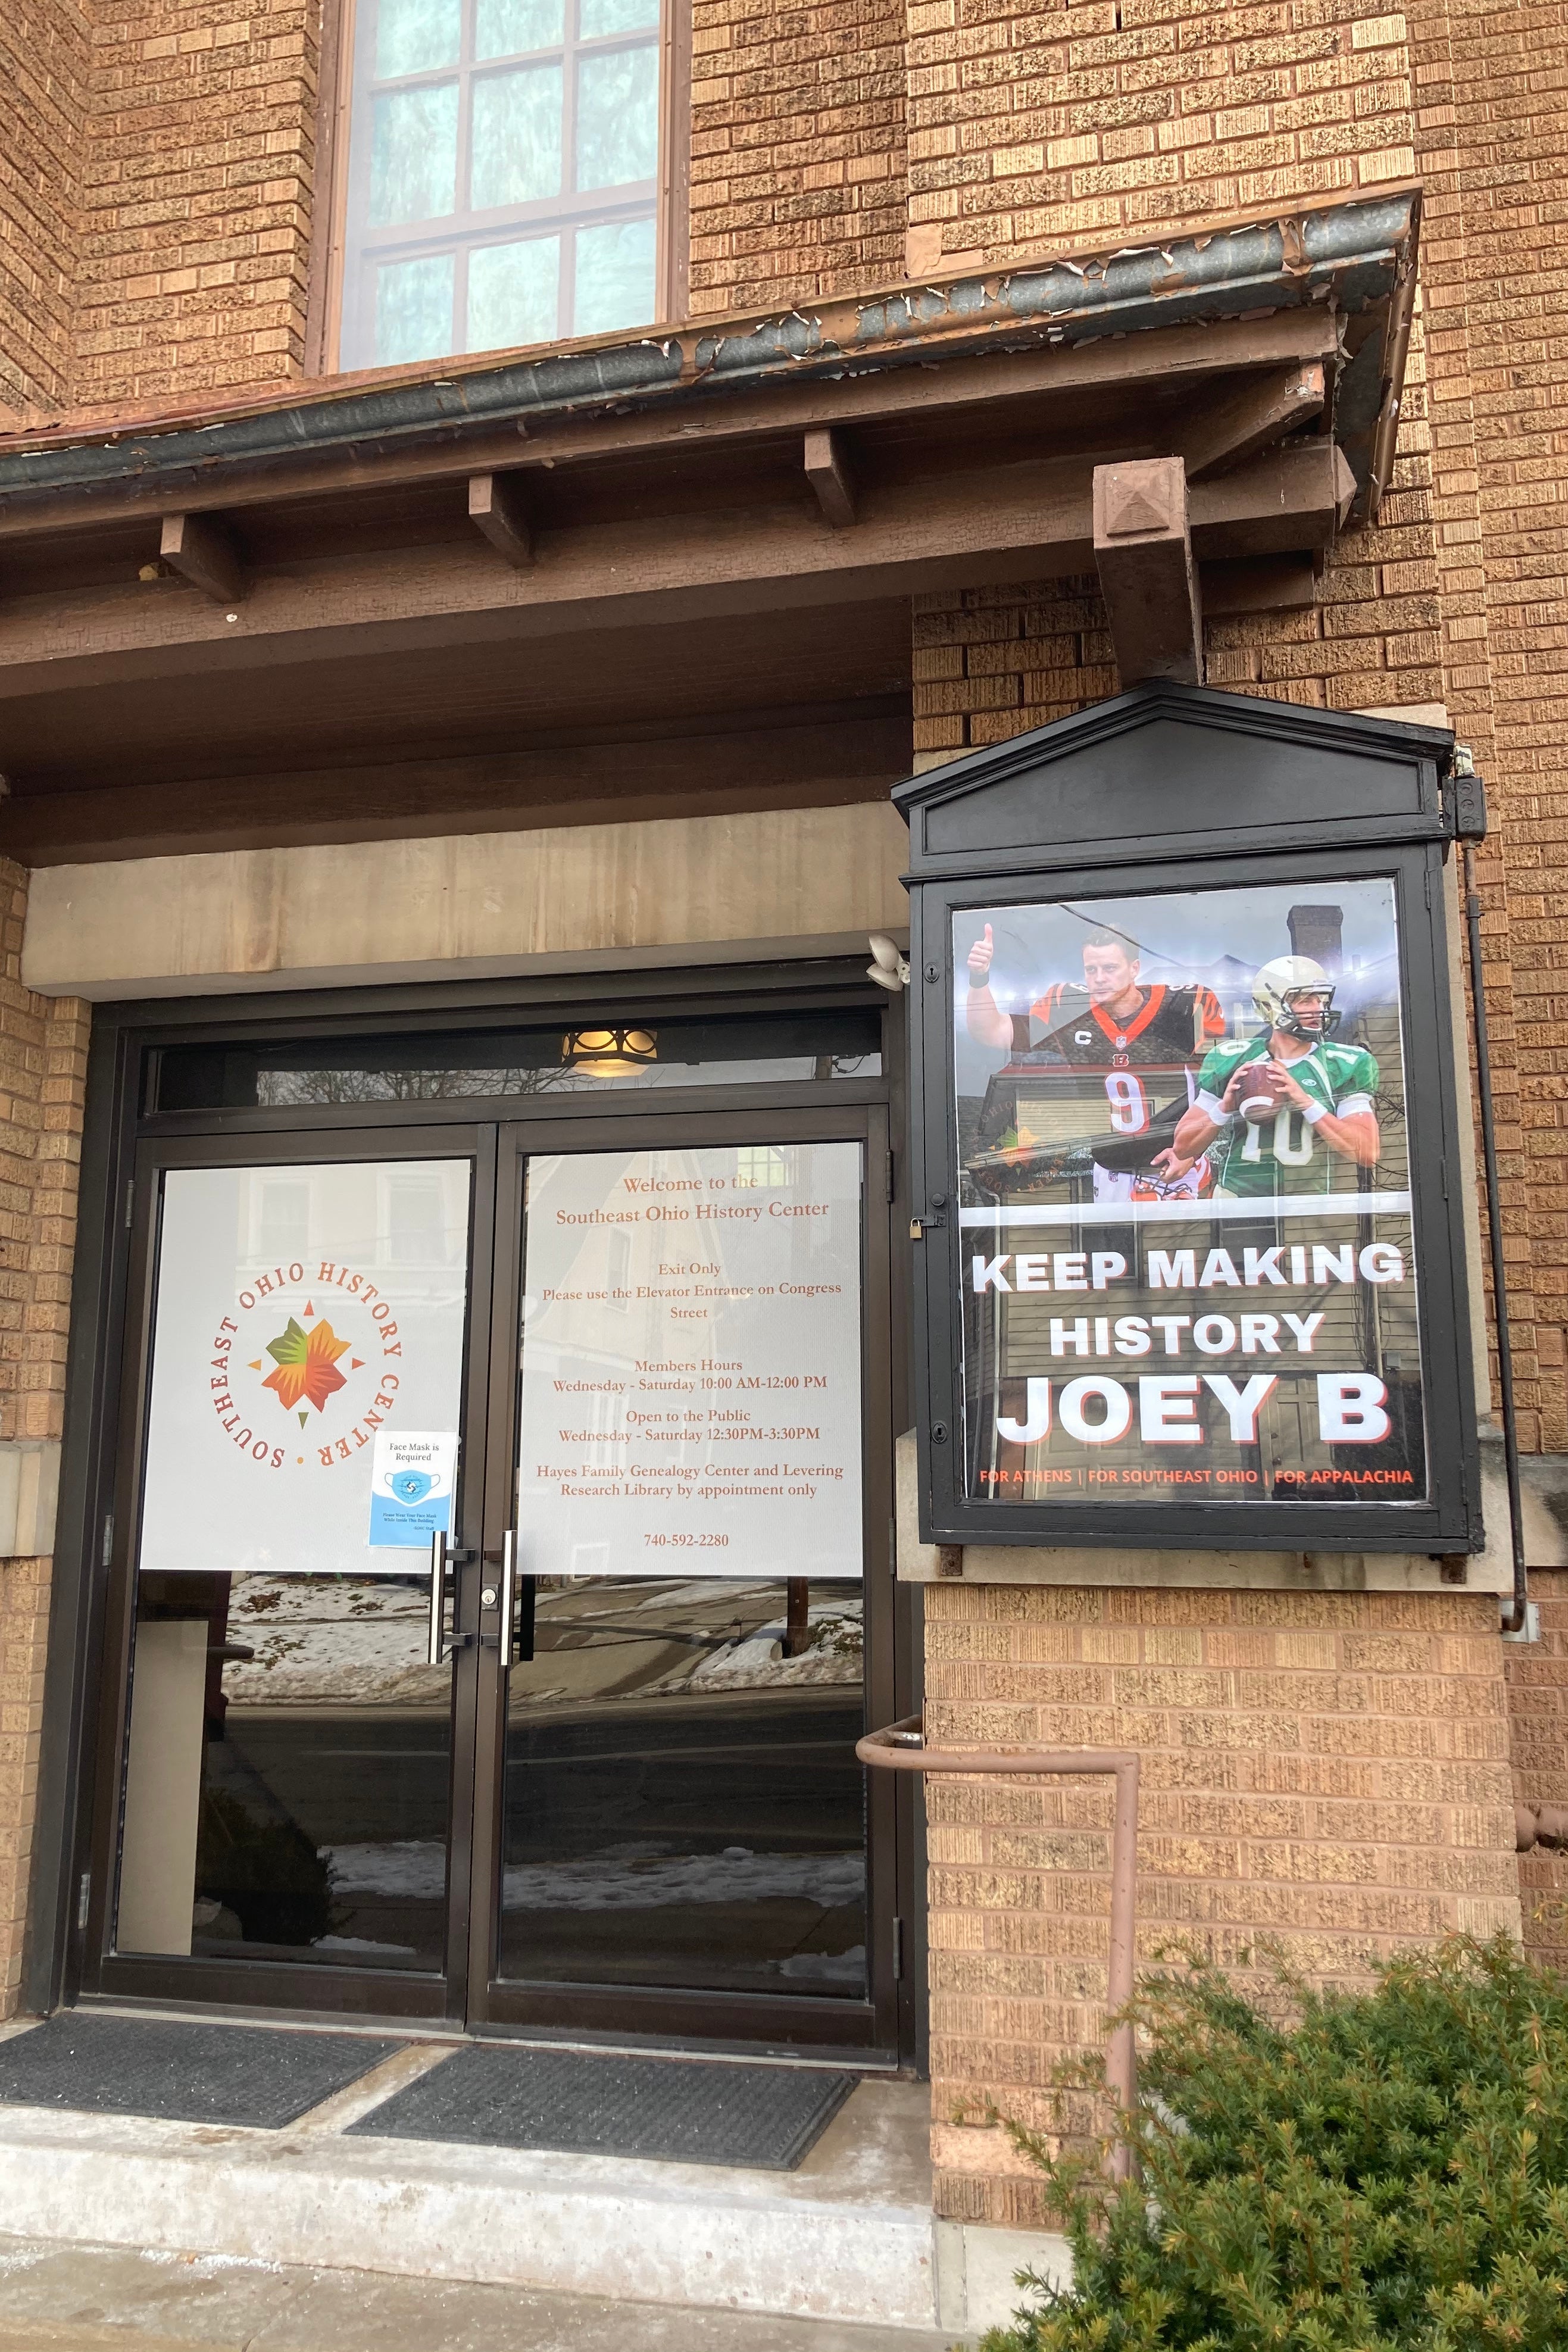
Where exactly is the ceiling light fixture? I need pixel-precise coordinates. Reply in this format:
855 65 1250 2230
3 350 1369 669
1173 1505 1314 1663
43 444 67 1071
560 1025 659 1078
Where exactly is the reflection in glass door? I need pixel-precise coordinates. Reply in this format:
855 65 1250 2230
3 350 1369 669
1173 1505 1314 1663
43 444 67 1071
493 1138 873 2009
111 1154 474 1985
93 1102 898 2052
496 1581 868 1995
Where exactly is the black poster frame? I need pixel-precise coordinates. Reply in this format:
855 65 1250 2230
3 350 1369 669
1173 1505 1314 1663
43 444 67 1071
901 691 1483 1557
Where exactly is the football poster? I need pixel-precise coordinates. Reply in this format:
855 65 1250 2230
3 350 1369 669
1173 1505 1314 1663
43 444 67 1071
952 878 1425 1510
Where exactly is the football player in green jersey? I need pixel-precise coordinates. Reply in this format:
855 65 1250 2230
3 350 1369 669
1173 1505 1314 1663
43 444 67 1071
1150 955 1380 1197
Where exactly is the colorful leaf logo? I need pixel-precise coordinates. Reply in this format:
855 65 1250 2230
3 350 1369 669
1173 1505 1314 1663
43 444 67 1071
261 1316 350 1416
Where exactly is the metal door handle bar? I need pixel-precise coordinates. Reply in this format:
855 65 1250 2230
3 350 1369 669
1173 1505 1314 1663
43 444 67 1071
426 1532 476 1666
498 1529 517 1668
427 1530 449 1666
495 1529 536 1666
857 1713 1140 2179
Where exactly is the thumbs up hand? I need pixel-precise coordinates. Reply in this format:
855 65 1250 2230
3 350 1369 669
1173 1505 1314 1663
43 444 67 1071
967 923 995 988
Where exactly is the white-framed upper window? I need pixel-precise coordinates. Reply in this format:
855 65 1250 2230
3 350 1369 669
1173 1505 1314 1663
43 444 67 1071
382 1171 458 1266
336 0 669 371
253 1180 311 1268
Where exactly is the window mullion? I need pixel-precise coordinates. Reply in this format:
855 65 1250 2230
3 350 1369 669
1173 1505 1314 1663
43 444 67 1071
452 0 477 351
560 0 579 336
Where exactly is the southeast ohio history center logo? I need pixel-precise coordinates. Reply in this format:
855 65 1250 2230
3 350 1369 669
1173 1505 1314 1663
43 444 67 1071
205 1257 405 1471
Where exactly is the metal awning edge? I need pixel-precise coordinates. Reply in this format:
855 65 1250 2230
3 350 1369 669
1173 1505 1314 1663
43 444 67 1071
0 192 1419 508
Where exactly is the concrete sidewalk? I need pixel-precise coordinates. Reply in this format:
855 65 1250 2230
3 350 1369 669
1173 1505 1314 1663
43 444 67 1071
0 2235 961 2351
0 2029 1069 2340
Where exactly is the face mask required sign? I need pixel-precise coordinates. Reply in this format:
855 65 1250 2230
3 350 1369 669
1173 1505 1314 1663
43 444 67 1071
954 876 1426 1508
518 1143 864 1579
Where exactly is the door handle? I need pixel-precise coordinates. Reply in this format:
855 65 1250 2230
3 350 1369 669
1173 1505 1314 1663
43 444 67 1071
498 1528 517 1669
427 1530 451 1665
426 1532 474 1666
491 1528 537 1667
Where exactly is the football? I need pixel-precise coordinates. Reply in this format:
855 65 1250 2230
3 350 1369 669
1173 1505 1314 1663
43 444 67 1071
1238 1065 1288 1123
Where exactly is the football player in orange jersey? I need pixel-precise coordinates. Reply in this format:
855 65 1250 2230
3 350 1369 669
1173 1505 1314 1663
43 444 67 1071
966 926 1225 1201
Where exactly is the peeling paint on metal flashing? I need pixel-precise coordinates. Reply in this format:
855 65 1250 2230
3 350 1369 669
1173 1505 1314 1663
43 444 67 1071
1281 217 1312 277
0 190 1418 502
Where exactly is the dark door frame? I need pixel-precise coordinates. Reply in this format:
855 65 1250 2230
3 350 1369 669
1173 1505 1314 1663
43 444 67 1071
84 1120 498 2025
471 1100 899 2056
26 959 923 2067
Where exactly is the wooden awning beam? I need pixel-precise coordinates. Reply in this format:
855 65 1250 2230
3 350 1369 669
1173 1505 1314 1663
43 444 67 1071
0 441 1353 704
1 705 910 865
0 313 1341 549
1179 361 1328 480
1203 553 1317 616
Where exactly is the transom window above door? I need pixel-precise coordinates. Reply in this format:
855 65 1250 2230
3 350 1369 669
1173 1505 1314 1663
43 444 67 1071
336 0 671 371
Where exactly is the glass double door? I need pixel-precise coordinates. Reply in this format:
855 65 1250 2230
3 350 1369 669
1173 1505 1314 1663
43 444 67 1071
92 1106 899 2054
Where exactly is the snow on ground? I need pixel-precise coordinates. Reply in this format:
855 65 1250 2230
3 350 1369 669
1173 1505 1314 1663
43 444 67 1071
679 1601 863 1690
774 1945 865 1982
223 1577 448 1706
327 1839 866 1913
217 1575 864 1705
313 1933 418 1957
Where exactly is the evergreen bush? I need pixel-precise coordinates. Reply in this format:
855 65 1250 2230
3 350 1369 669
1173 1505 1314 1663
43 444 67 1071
980 1934 1568 2352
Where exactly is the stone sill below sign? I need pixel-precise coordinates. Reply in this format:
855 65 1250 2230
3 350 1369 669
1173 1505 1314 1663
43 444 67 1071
0 1441 61 1561
893 1432 1561 1592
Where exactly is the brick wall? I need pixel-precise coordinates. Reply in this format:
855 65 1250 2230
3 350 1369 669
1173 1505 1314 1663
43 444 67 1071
897 0 1560 1456
0 861 90 2016
72 0 321 411
0 1 90 417
688 0 907 314
0 1545 52 2012
927 1583 1519 2228
15 0 910 407
905 0 1416 276
910 530 1444 768
1508 1569 1568 1978
901 73 1541 2213
1409 0 1567 1456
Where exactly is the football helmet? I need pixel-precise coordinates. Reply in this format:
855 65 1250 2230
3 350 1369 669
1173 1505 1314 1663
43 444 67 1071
1252 955 1340 1041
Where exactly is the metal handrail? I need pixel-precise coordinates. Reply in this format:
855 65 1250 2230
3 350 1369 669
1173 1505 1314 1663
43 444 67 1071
858 1712 1140 2179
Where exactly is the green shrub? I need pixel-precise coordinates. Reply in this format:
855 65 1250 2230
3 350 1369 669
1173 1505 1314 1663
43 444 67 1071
981 1935 1568 2352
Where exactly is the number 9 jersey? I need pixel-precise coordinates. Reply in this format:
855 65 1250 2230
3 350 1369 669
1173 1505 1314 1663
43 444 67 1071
1037 982 1226 1202
1035 980 1225 1072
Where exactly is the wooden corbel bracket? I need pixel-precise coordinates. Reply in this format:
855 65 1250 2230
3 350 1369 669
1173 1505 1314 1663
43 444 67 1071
159 511 245 605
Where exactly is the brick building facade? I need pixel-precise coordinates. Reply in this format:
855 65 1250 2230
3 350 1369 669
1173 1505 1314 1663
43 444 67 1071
1 0 1565 2273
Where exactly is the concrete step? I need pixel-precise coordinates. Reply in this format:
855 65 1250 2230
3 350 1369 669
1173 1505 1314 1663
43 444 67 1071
0 2233 957 2351
0 2046 1068 2341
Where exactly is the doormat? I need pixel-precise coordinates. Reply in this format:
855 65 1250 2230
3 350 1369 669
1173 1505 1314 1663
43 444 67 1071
0 2013 405 2129
349 2043 857 2171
